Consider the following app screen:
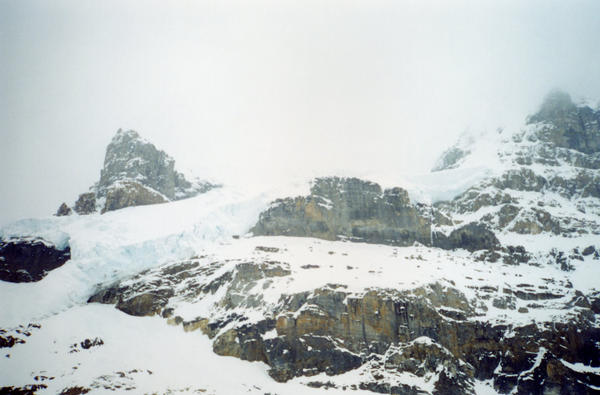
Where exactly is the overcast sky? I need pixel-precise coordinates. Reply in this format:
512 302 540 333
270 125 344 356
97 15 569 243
1 0 600 225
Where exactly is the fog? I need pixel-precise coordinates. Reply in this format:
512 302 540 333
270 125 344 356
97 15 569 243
1 0 600 225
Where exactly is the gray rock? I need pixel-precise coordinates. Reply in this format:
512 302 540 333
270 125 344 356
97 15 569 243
101 180 167 213
73 192 96 215
432 146 470 172
252 177 432 247
61 129 218 215
97 129 214 200
528 90 600 155
55 203 72 216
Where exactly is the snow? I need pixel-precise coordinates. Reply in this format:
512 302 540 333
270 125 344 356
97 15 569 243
0 304 354 394
0 185 270 327
560 359 600 374
473 379 501 394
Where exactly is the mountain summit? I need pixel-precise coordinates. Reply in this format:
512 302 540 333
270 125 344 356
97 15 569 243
57 129 217 215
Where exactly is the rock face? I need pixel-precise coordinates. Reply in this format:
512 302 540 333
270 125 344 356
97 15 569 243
101 180 167 214
528 90 600 155
61 129 217 215
252 176 499 252
97 129 211 200
253 177 432 246
73 192 96 215
432 222 499 252
0 239 70 283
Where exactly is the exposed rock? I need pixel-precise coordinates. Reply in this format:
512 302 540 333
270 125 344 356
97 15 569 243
252 177 432 247
58 129 217 215
101 180 167 213
59 387 90 395
582 245 596 256
0 384 47 394
69 338 104 353
88 287 173 317
432 223 499 252
493 168 547 192
55 203 72 216
252 177 499 251
432 146 470 172
510 208 561 235
0 335 24 348
91 259 600 394
97 129 214 200
528 90 600 154
0 239 70 283
73 192 96 215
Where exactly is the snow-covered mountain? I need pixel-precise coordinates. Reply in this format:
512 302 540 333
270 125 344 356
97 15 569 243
1 91 599 394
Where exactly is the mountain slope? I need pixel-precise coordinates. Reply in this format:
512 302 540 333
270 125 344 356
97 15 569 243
1 91 600 394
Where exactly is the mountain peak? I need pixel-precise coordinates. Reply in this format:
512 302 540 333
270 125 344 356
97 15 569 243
110 128 142 144
57 129 218 215
529 89 576 124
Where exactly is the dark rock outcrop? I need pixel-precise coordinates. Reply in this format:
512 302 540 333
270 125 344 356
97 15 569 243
87 286 173 317
432 223 499 252
0 239 70 283
55 203 72 216
74 192 97 215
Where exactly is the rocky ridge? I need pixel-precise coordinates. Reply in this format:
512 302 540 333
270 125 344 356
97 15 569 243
252 177 499 252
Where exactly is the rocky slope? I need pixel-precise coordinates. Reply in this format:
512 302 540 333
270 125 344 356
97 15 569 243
85 236 599 394
57 129 217 215
434 91 600 243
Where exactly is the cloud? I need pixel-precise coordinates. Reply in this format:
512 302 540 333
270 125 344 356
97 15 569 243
1 0 600 224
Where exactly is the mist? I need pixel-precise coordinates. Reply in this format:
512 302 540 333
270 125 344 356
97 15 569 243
1 0 600 225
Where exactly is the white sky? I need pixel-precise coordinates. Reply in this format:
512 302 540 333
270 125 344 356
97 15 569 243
1 0 600 225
